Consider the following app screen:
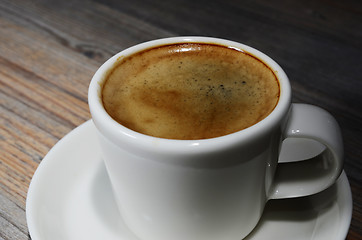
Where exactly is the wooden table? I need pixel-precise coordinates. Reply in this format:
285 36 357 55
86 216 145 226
1 0 361 239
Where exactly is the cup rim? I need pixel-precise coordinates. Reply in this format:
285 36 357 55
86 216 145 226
88 36 291 153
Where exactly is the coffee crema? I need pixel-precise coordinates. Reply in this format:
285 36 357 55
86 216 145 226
101 43 279 140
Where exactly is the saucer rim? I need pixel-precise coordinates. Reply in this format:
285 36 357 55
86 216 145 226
25 120 353 240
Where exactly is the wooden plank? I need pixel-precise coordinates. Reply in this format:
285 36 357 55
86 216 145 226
0 193 28 240
0 0 175 62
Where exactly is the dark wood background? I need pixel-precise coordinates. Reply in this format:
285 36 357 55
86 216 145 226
0 0 361 239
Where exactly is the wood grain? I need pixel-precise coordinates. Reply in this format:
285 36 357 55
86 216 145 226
0 0 361 239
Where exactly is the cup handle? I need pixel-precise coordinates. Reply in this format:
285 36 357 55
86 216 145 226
269 103 344 199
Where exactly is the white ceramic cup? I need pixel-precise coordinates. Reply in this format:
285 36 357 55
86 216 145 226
88 37 343 240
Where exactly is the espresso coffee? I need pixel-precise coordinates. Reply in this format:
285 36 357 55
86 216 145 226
101 43 279 140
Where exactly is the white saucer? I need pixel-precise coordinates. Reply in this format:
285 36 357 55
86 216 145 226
26 120 352 240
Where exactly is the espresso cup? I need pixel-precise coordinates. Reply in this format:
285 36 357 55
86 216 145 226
88 37 343 240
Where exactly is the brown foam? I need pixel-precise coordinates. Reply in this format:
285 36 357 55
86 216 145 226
102 43 279 140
